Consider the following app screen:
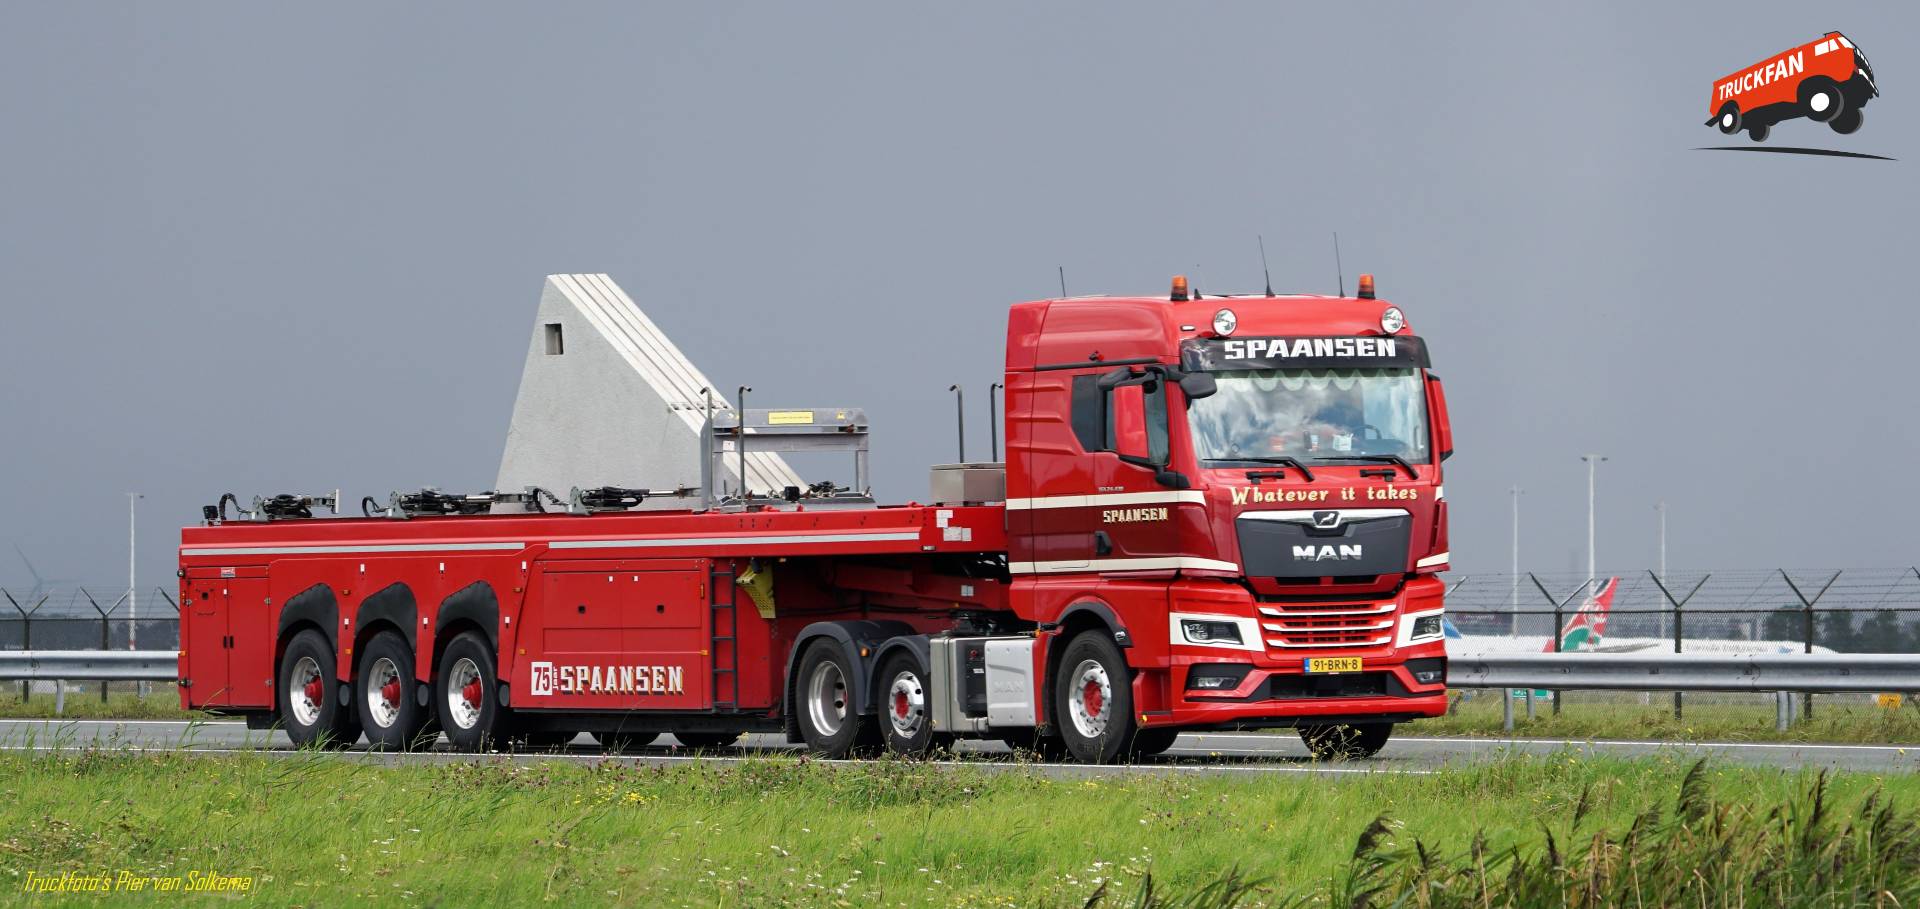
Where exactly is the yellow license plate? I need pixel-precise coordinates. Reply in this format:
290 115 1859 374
1303 657 1363 674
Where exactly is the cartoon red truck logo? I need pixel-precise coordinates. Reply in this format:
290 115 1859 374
1707 32 1878 142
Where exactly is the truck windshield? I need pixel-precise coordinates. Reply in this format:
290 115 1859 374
1187 368 1431 465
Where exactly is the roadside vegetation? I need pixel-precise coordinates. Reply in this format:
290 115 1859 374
1416 692 1920 745
1 748 1917 906
0 688 197 721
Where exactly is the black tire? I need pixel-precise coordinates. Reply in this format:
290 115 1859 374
434 631 506 752
593 730 659 751
356 631 429 751
1052 631 1137 764
278 629 360 749
1830 108 1863 135
1715 102 1741 135
1800 77 1846 123
1748 123 1770 143
672 731 744 750
793 639 874 758
1299 723 1393 760
999 728 1070 761
875 651 950 757
1129 727 1181 758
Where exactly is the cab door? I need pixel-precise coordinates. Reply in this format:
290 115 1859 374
1095 376 1183 564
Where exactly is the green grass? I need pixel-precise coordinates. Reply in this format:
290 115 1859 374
1412 693 1920 744
0 689 198 720
1 749 1918 906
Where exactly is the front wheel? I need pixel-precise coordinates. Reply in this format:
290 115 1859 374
1716 103 1741 135
1830 108 1863 135
1299 723 1393 760
278 629 360 749
435 632 506 752
1052 631 1137 764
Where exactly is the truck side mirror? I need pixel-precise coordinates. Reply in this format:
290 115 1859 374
1111 384 1151 462
1177 371 1216 400
1426 373 1454 462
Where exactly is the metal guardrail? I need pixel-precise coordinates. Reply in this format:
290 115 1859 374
0 650 178 682
1450 651 1917 731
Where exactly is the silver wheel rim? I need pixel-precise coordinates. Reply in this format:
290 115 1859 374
1067 658 1112 740
289 656 322 727
446 657 483 730
1722 112 1734 128
886 670 926 740
806 660 847 737
366 656 402 728
1811 92 1831 113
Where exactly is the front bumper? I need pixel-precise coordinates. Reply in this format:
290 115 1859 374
1138 577 1451 729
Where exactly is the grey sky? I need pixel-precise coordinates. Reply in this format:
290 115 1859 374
2 3 1915 592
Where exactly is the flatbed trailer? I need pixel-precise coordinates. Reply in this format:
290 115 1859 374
180 273 1455 763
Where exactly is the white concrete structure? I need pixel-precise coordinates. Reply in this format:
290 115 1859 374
493 274 802 509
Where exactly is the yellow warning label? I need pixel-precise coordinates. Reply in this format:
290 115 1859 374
767 411 815 425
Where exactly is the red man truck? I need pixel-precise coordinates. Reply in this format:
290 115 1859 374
1708 31 1878 142
178 274 1454 763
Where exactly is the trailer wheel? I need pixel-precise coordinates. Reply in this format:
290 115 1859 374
672 731 743 750
1830 108 1863 135
1800 77 1846 123
357 631 429 751
435 632 505 752
1129 727 1180 758
1716 103 1741 135
278 629 360 749
794 640 874 758
1747 123 1770 143
1299 722 1393 760
593 730 659 751
1053 631 1137 764
876 651 949 757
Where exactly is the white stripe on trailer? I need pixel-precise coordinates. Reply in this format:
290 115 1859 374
182 541 527 557
548 530 922 550
1010 556 1239 574
1005 491 1208 510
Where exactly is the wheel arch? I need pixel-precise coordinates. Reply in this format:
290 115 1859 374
433 581 500 672
1039 599 1130 730
353 582 418 670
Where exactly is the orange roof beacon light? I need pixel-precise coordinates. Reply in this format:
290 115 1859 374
1356 273 1376 299
1169 274 1189 302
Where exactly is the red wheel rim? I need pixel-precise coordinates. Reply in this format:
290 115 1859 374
1082 679 1104 717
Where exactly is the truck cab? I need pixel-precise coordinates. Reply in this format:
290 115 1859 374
1002 275 1452 760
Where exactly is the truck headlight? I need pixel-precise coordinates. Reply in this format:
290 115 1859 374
1181 619 1243 645
1410 614 1444 640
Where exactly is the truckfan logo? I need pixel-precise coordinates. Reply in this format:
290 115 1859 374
1701 30 1887 158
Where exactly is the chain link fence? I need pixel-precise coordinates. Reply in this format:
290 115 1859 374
2 585 180 703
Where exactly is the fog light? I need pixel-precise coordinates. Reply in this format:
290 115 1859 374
1411 614 1444 640
1185 664 1252 691
1413 668 1444 684
1182 619 1242 645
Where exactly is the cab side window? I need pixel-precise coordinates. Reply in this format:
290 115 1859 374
1070 373 1169 464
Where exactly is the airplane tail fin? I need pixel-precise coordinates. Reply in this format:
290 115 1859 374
1544 577 1618 652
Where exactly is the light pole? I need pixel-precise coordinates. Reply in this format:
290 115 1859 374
1509 486 1522 634
1581 455 1607 598
1656 500 1668 638
127 493 142 650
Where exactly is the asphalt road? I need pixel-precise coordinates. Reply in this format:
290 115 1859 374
3 719 1916 776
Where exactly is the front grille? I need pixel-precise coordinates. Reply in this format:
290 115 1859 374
1259 602 1394 649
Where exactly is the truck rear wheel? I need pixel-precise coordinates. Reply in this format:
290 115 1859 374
794 640 876 758
593 730 659 751
1748 123 1770 143
1299 722 1393 760
279 629 360 749
1830 108 1863 134
435 632 506 753
357 631 429 751
876 651 949 757
1716 102 1741 135
1053 631 1137 764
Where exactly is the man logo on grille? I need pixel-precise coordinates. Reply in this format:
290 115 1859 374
1313 510 1341 529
